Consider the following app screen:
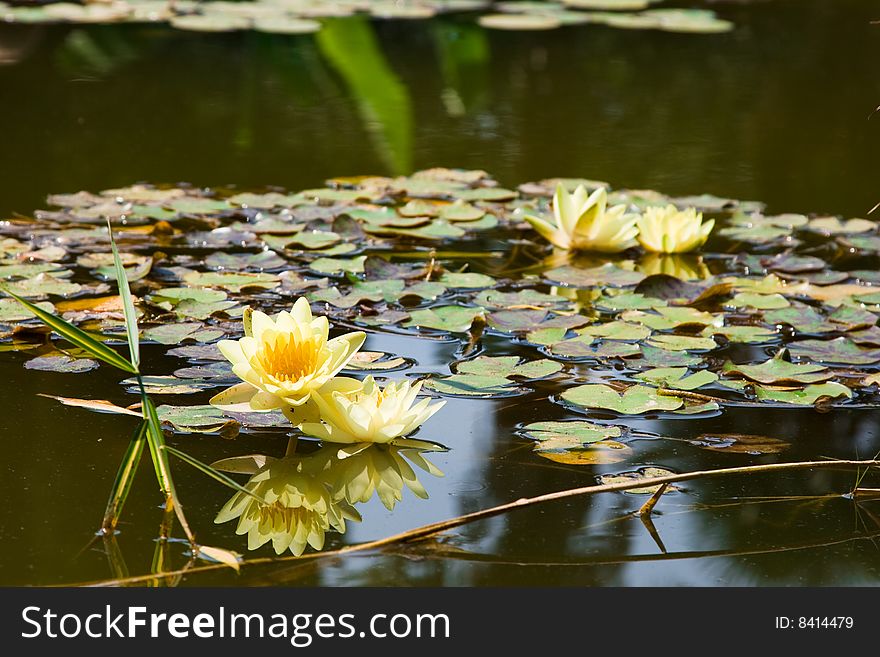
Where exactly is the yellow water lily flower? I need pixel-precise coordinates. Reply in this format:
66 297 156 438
215 455 360 556
300 376 445 444
323 441 445 510
524 183 639 253
209 298 366 413
637 253 710 280
636 205 715 254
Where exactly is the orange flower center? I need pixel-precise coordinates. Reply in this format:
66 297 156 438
256 334 320 382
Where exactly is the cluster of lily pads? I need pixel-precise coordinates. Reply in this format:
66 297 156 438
0 0 733 34
3 166 880 552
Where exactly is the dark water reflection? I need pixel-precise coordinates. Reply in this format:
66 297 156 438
2 1 880 585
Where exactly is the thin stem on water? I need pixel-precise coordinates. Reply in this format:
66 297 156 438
76 457 880 587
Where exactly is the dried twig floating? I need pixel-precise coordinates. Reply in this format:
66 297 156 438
79 458 880 587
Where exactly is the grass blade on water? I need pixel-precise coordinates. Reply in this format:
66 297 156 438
101 421 148 533
0 287 137 374
107 220 140 370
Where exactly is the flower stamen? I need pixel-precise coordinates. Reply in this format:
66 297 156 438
256 334 320 382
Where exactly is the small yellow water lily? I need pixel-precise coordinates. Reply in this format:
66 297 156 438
636 205 714 254
524 183 639 253
215 455 360 556
209 298 366 413
300 376 445 444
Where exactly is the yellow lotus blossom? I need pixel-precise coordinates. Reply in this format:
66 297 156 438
637 253 710 280
215 455 360 556
524 183 639 253
636 205 714 254
209 298 366 413
300 376 445 444
322 440 445 510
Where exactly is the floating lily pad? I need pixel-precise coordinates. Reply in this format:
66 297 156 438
634 367 718 391
598 467 678 495
24 355 99 373
438 272 496 288
753 382 852 406
788 338 880 365
689 433 789 455
561 384 683 414
722 357 832 385
157 404 239 435
343 351 411 371
309 255 367 275
456 355 562 379
478 12 562 30
546 264 645 288
404 305 485 332
425 373 518 397
183 271 279 292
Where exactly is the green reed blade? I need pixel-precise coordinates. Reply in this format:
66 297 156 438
107 221 140 370
0 287 138 374
101 421 148 532
163 445 265 503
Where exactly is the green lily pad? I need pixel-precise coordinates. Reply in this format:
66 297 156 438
688 433 789 455
285 230 342 250
521 420 623 446
700 325 777 344
722 357 832 385
647 334 717 352
545 264 645 288
561 384 683 414
598 467 678 495
309 255 367 275
634 367 718 391
0 298 54 322
343 351 411 371
438 272 496 288
576 320 652 341
157 404 239 435
788 338 880 365
425 373 518 397
182 271 280 292
456 355 562 379
143 322 223 345
404 305 485 332
730 292 790 310
5 274 82 298
24 355 99 373
764 305 836 334
476 288 568 309
634 345 703 368
753 382 852 406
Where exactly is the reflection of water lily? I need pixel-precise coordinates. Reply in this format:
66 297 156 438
525 184 639 253
637 253 710 280
636 205 714 254
215 455 360 556
209 298 365 413
301 376 445 444
324 441 445 510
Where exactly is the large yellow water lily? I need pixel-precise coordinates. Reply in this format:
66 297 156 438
636 205 714 254
300 376 445 444
215 455 360 556
524 183 639 253
209 298 366 413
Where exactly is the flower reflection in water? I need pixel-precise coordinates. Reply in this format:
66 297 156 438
637 253 710 280
213 439 445 556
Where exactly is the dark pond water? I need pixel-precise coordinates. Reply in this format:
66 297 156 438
3 0 880 586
